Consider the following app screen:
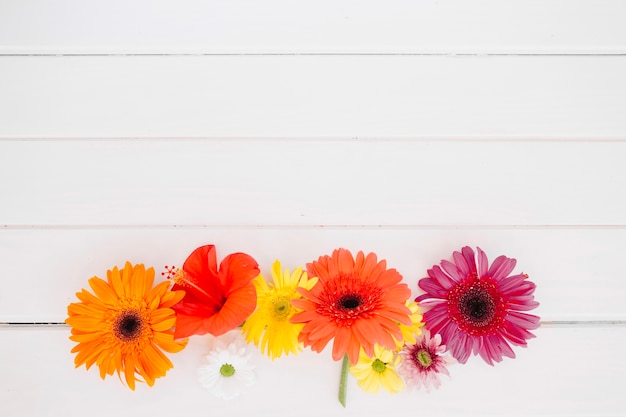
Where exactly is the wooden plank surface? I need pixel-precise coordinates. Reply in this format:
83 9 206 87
0 0 625 55
1 139 625 226
1 325 623 417
0 56 625 138
1 1 625 416
0 228 623 322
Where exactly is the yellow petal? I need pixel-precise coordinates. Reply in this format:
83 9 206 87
380 369 404 393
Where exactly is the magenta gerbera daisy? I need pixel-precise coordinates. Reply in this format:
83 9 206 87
416 246 540 365
397 330 455 392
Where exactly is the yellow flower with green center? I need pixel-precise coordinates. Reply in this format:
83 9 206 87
242 260 317 359
350 345 404 394
396 300 424 348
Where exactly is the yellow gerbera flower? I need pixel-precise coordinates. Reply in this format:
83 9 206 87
66 262 188 390
350 345 404 394
396 300 424 348
241 260 317 359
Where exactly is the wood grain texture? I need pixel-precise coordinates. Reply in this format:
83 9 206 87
1 1 625 416
1 139 624 225
0 56 625 138
0 228 623 322
1 0 625 54
1 325 624 417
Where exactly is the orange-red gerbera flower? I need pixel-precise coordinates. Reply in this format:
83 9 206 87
66 262 187 390
291 249 413 365
169 245 260 339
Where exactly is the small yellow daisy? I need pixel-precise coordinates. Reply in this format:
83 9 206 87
242 260 317 359
350 345 404 394
396 300 424 348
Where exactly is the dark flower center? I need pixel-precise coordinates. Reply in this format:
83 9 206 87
447 275 506 336
459 288 495 327
114 310 144 341
319 281 381 327
339 294 362 310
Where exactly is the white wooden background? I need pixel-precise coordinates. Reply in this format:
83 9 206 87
1 1 625 416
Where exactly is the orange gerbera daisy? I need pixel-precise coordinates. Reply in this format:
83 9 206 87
66 262 188 390
169 245 260 339
291 249 413 365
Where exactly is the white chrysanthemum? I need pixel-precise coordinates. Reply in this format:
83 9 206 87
197 329 256 400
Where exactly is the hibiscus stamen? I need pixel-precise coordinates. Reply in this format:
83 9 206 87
168 267 224 308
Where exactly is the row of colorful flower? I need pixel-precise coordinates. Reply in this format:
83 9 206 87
66 245 539 403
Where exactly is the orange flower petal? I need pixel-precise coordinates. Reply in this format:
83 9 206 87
66 262 188 390
297 249 412 364
159 289 185 308
110 265 128 298
153 331 187 353
87 277 117 303
151 317 176 332
124 356 136 390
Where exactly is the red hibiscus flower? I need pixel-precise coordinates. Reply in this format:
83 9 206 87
170 245 260 339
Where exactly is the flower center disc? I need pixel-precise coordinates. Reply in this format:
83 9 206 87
415 349 433 369
371 359 387 373
114 310 144 342
339 294 361 310
459 288 495 327
272 297 292 320
220 363 235 377
320 283 380 327
447 275 507 336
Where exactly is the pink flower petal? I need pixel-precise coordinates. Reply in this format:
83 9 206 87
417 246 539 365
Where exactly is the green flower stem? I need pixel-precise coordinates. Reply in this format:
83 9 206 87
338 354 349 408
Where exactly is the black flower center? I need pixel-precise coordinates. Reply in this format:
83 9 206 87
322 284 380 327
466 297 488 319
114 310 144 341
339 294 362 310
459 288 495 327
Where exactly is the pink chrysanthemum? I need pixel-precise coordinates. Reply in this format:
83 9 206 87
416 246 540 365
397 330 455 392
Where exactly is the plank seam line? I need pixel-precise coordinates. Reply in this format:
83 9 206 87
3 225 626 231
1 53 626 57
2 137 626 143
